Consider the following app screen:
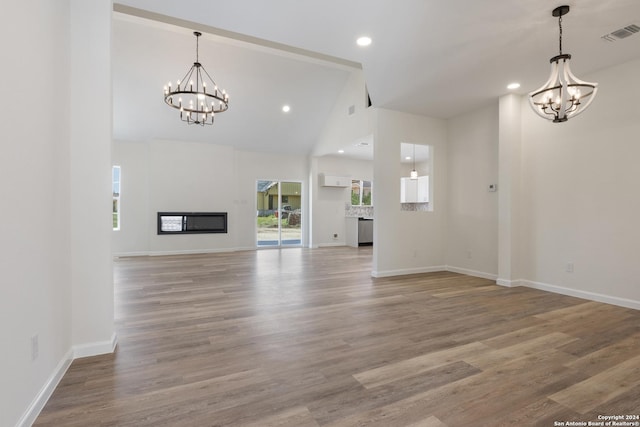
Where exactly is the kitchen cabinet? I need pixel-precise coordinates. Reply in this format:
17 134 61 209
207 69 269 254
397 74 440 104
319 173 350 187
400 176 429 203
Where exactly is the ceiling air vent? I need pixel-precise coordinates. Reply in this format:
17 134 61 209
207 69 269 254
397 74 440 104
601 24 640 42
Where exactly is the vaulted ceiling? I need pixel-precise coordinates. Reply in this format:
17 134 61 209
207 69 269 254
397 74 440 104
113 0 640 155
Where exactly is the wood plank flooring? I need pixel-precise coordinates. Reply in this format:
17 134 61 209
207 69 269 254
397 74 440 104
35 247 640 426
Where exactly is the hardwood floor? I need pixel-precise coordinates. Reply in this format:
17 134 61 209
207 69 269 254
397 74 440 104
35 247 640 426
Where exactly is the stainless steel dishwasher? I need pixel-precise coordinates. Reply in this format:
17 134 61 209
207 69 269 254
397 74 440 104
357 218 373 246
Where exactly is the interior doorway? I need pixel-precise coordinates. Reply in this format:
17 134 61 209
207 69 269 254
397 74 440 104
256 180 302 247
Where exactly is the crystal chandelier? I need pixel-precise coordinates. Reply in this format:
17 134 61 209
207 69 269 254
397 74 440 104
164 31 229 126
529 6 597 123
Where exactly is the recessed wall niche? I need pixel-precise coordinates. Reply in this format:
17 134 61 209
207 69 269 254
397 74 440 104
400 142 433 212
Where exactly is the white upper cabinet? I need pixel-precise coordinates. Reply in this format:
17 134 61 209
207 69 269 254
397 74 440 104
401 176 429 203
319 173 351 187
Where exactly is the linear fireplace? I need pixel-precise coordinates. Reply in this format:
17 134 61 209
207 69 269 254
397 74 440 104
157 212 227 235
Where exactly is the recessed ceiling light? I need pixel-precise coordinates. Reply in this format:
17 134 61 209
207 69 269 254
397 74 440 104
282 105 290 113
356 36 372 47
338 149 345 154
507 82 521 90
405 156 412 160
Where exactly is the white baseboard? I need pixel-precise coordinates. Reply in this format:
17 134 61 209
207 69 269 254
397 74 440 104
114 247 245 257
372 265 446 278
18 333 117 426
114 245 310 257
446 266 498 281
496 278 522 287
233 246 258 252
147 248 236 256
521 280 640 310
113 251 149 258
371 265 498 280
73 332 118 359
317 242 347 248
372 265 497 281
16 349 73 427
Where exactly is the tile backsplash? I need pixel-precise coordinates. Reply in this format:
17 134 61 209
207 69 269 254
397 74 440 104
344 203 429 216
345 204 374 218
400 202 430 211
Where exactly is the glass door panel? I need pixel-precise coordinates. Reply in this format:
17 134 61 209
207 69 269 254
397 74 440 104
256 180 302 247
257 180 279 246
280 181 302 246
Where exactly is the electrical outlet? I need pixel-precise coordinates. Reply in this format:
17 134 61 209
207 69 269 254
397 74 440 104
333 233 338 239
31 335 39 361
566 262 574 273
488 184 497 192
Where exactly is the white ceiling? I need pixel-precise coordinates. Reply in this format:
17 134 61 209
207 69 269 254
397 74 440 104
113 0 640 156
113 15 352 155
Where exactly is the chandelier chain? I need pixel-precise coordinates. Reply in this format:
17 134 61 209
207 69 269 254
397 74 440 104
558 14 563 55
410 144 418 179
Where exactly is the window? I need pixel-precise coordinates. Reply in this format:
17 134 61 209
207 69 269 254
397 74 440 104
351 180 372 206
112 166 121 230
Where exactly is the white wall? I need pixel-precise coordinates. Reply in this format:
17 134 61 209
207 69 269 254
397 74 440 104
148 140 236 254
0 3 72 426
1 1 115 425
497 94 524 286
313 155 373 246
518 59 640 307
446 103 499 279
313 70 374 157
112 140 149 254
113 139 310 255
373 108 448 276
310 69 375 248
234 149 310 250
70 0 115 354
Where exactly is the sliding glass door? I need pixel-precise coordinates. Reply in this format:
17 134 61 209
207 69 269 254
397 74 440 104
256 180 302 247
